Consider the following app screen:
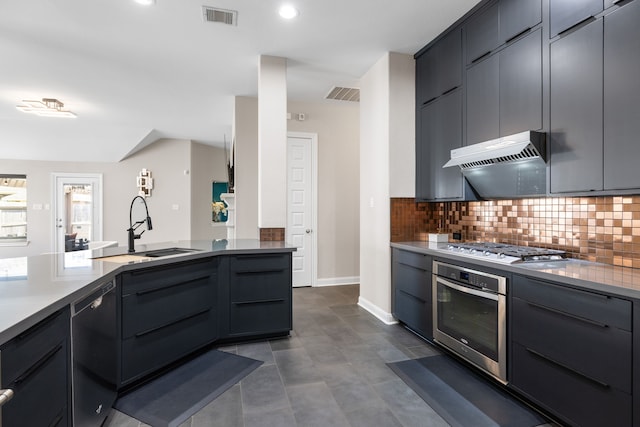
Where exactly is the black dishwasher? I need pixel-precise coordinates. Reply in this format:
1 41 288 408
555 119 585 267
71 280 117 426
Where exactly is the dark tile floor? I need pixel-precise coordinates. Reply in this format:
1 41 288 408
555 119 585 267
103 284 551 427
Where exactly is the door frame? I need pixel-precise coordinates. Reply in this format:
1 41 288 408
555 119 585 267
287 131 318 287
51 172 104 253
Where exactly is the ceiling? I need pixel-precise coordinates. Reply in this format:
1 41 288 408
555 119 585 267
0 0 480 163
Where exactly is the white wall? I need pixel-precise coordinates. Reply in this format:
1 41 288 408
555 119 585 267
389 52 416 198
358 52 415 323
234 96 260 239
190 142 229 241
258 55 288 228
287 100 360 282
0 139 225 258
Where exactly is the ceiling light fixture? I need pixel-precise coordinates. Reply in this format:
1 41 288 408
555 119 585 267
278 4 299 19
134 0 155 5
16 98 77 118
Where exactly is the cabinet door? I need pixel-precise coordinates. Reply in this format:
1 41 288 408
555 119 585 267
603 0 640 190
499 0 542 44
466 55 499 145
416 103 434 200
434 29 462 95
433 89 464 200
392 249 432 338
415 53 436 106
549 20 603 193
466 2 499 64
550 0 603 37
499 29 542 136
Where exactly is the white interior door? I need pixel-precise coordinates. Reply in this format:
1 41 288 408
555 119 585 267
287 133 317 287
53 173 103 253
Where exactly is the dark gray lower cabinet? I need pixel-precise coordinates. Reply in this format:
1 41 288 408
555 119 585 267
118 257 219 387
225 253 292 338
0 308 70 426
510 275 632 426
391 249 432 339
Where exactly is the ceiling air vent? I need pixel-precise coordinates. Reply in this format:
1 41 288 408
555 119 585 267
326 86 360 102
202 6 237 26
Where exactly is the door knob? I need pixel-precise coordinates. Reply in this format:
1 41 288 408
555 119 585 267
305 229 311 233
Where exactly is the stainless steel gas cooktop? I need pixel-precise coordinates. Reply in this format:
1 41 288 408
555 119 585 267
443 242 567 264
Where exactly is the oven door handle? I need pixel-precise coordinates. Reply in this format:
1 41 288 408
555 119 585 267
437 277 499 301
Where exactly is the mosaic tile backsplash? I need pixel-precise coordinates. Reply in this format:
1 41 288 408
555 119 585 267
390 196 640 268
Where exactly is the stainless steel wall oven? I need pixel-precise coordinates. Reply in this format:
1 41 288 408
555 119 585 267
432 260 508 383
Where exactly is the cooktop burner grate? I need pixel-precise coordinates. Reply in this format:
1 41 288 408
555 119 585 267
447 242 567 262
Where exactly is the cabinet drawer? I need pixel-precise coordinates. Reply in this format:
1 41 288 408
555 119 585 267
511 296 631 393
229 299 291 336
393 262 431 302
121 274 215 339
1 308 69 386
2 341 68 427
393 288 432 339
120 258 216 296
121 309 216 384
229 253 290 273
511 342 631 427
393 249 431 272
230 271 290 303
512 275 631 331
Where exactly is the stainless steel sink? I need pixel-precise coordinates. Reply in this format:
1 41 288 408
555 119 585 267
137 247 200 257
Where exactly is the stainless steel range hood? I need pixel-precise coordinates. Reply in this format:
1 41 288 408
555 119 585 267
443 131 547 199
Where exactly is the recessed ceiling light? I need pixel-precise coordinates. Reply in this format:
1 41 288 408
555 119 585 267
279 5 299 19
134 0 155 5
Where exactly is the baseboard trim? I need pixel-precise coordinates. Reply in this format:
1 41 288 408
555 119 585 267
357 296 398 325
315 276 359 287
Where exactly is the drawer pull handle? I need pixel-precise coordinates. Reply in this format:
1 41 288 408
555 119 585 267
49 412 64 427
135 275 210 296
0 389 14 407
525 347 610 389
234 268 286 275
15 311 62 341
557 15 595 36
234 298 285 306
441 86 459 96
504 27 531 44
471 51 491 64
422 96 438 106
12 344 63 386
526 301 608 328
134 308 210 337
398 261 429 271
398 289 427 304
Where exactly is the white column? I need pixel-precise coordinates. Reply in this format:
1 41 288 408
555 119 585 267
258 55 287 228
220 193 235 239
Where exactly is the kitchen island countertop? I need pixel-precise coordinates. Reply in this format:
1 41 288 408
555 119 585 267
0 239 296 344
392 241 640 300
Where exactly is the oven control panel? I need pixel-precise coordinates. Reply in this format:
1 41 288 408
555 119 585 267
434 261 506 294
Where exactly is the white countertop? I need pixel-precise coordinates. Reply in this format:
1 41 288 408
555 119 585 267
391 241 640 300
0 239 296 343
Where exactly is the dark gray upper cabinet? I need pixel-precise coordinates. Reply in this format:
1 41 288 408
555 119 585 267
499 0 542 44
416 29 462 106
549 19 603 193
603 0 640 190
550 0 603 37
416 89 464 201
499 29 542 136
466 55 499 145
466 29 542 145
466 2 499 64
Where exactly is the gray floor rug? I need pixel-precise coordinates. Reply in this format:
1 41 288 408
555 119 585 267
388 355 548 427
114 349 262 427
